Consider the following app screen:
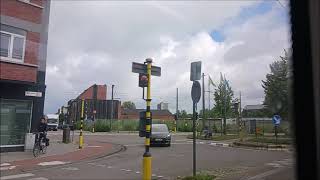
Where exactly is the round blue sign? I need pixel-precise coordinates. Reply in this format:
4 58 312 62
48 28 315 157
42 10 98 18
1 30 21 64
272 115 281 126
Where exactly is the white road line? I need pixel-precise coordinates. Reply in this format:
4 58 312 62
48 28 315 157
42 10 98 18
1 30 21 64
0 166 16 171
245 167 285 180
1 173 34 180
265 162 283 168
61 167 79 171
152 174 156 177
87 145 102 148
157 175 164 178
125 169 132 172
135 171 140 174
27 177 49 180
120 169 127 171
0 163 11 167
107 166 113 169
38 161 69 166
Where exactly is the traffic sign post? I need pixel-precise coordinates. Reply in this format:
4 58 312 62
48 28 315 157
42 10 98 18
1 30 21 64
272 115 281 144
190 61 202 177
132 58 161 180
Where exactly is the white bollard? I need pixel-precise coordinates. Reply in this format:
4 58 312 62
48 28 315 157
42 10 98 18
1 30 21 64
24 133 35 151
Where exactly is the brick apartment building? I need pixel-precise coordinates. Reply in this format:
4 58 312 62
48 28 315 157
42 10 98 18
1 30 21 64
67 84 121 124
0 0 50 152
121 109 174 121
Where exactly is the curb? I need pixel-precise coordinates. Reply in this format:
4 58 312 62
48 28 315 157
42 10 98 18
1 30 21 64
232 142 292 152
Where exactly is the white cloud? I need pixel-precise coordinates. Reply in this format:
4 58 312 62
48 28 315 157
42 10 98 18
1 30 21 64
44 1 291 114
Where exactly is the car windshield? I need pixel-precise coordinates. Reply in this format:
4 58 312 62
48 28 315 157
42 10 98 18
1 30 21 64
47 118 57 123
152 125 168 133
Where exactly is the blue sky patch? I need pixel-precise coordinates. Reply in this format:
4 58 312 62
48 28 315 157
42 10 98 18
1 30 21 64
210 30 225 42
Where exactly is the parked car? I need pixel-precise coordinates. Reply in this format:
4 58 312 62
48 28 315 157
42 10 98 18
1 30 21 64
46 114 59 131
150 124 171 147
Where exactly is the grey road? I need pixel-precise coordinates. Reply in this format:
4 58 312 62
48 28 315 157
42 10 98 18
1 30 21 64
0 134 295 180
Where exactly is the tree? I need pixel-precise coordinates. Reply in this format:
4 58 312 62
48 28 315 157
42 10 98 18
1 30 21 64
122 101 136 110
212 73 234 134
178 110 189 119
262 50 290 120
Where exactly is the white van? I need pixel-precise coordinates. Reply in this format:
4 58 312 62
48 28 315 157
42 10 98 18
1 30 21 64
46 114 59 131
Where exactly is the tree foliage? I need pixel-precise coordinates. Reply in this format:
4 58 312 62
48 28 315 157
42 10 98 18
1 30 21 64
122 101 136 110
212 74 235 118
262 50 290 120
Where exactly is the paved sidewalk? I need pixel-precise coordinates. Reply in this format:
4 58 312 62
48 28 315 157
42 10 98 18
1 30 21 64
0 133 124 176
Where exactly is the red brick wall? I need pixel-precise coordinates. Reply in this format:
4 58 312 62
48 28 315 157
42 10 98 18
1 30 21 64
1 0 42 24
97 85 107 100
0 62 37 82
120 114 174 121
24 32 40 65
78 86 94 100
31 0 43 6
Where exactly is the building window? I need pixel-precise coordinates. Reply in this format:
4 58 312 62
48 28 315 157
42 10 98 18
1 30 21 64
0 31 26 62
0 99 32 147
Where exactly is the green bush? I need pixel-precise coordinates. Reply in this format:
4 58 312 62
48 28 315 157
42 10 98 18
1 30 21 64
94 119 110 132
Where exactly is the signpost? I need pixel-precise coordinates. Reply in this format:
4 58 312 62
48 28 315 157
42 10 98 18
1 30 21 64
190 61 201 177
272 114 281 144
132 58 161 180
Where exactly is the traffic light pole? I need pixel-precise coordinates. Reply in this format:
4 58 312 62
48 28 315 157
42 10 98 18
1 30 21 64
143 58 152 180
79 99 84 149
192 102 197 177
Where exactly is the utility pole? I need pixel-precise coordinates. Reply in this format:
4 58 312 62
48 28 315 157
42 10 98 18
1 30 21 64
176 88 178 132
202 73 205 130
223 76 227 135
110 85 114 130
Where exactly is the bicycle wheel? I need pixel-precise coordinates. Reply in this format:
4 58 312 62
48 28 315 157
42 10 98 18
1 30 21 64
33 142 40 157
41 145 47 154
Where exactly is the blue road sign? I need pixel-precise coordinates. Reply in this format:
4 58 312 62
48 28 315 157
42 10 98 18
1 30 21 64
272 115 281 126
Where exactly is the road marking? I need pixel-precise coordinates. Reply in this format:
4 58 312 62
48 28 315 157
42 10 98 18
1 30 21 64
87 145 102 148
157 175 164 178
199 142 204 144
61 167 79 171
121 169 127 171
0 163 11 167
125 169 132 172
245 167 285 180
152 174 156 177
0 166 16 171
135 171 140 174
27 177 49 180
265 162 283 168
96 164 106 167
1 173 34 180
38 161 69 166
276 159 292 166
107 166 113 168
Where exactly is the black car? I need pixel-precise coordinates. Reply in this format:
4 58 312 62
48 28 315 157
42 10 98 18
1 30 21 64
150 124 171 147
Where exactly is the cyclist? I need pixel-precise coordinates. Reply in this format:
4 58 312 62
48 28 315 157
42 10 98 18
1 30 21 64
38 116 48 147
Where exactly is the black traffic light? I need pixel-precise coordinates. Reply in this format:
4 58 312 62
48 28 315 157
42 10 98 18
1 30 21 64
232 102 239 114
139 111 146 137
139 73 148 88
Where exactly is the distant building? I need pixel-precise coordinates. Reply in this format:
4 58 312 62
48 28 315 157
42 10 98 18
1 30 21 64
66 84 121 124
242 105 267 118
157 102 169 110
121 109 174 121
0 0 51 152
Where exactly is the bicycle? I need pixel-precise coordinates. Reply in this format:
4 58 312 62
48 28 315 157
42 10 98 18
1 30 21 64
33 132 47 157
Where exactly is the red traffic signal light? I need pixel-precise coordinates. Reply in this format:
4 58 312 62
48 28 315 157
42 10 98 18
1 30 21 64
139 73 148 87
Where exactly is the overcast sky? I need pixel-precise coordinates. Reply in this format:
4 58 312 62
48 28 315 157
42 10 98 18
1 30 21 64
44 0 291 114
